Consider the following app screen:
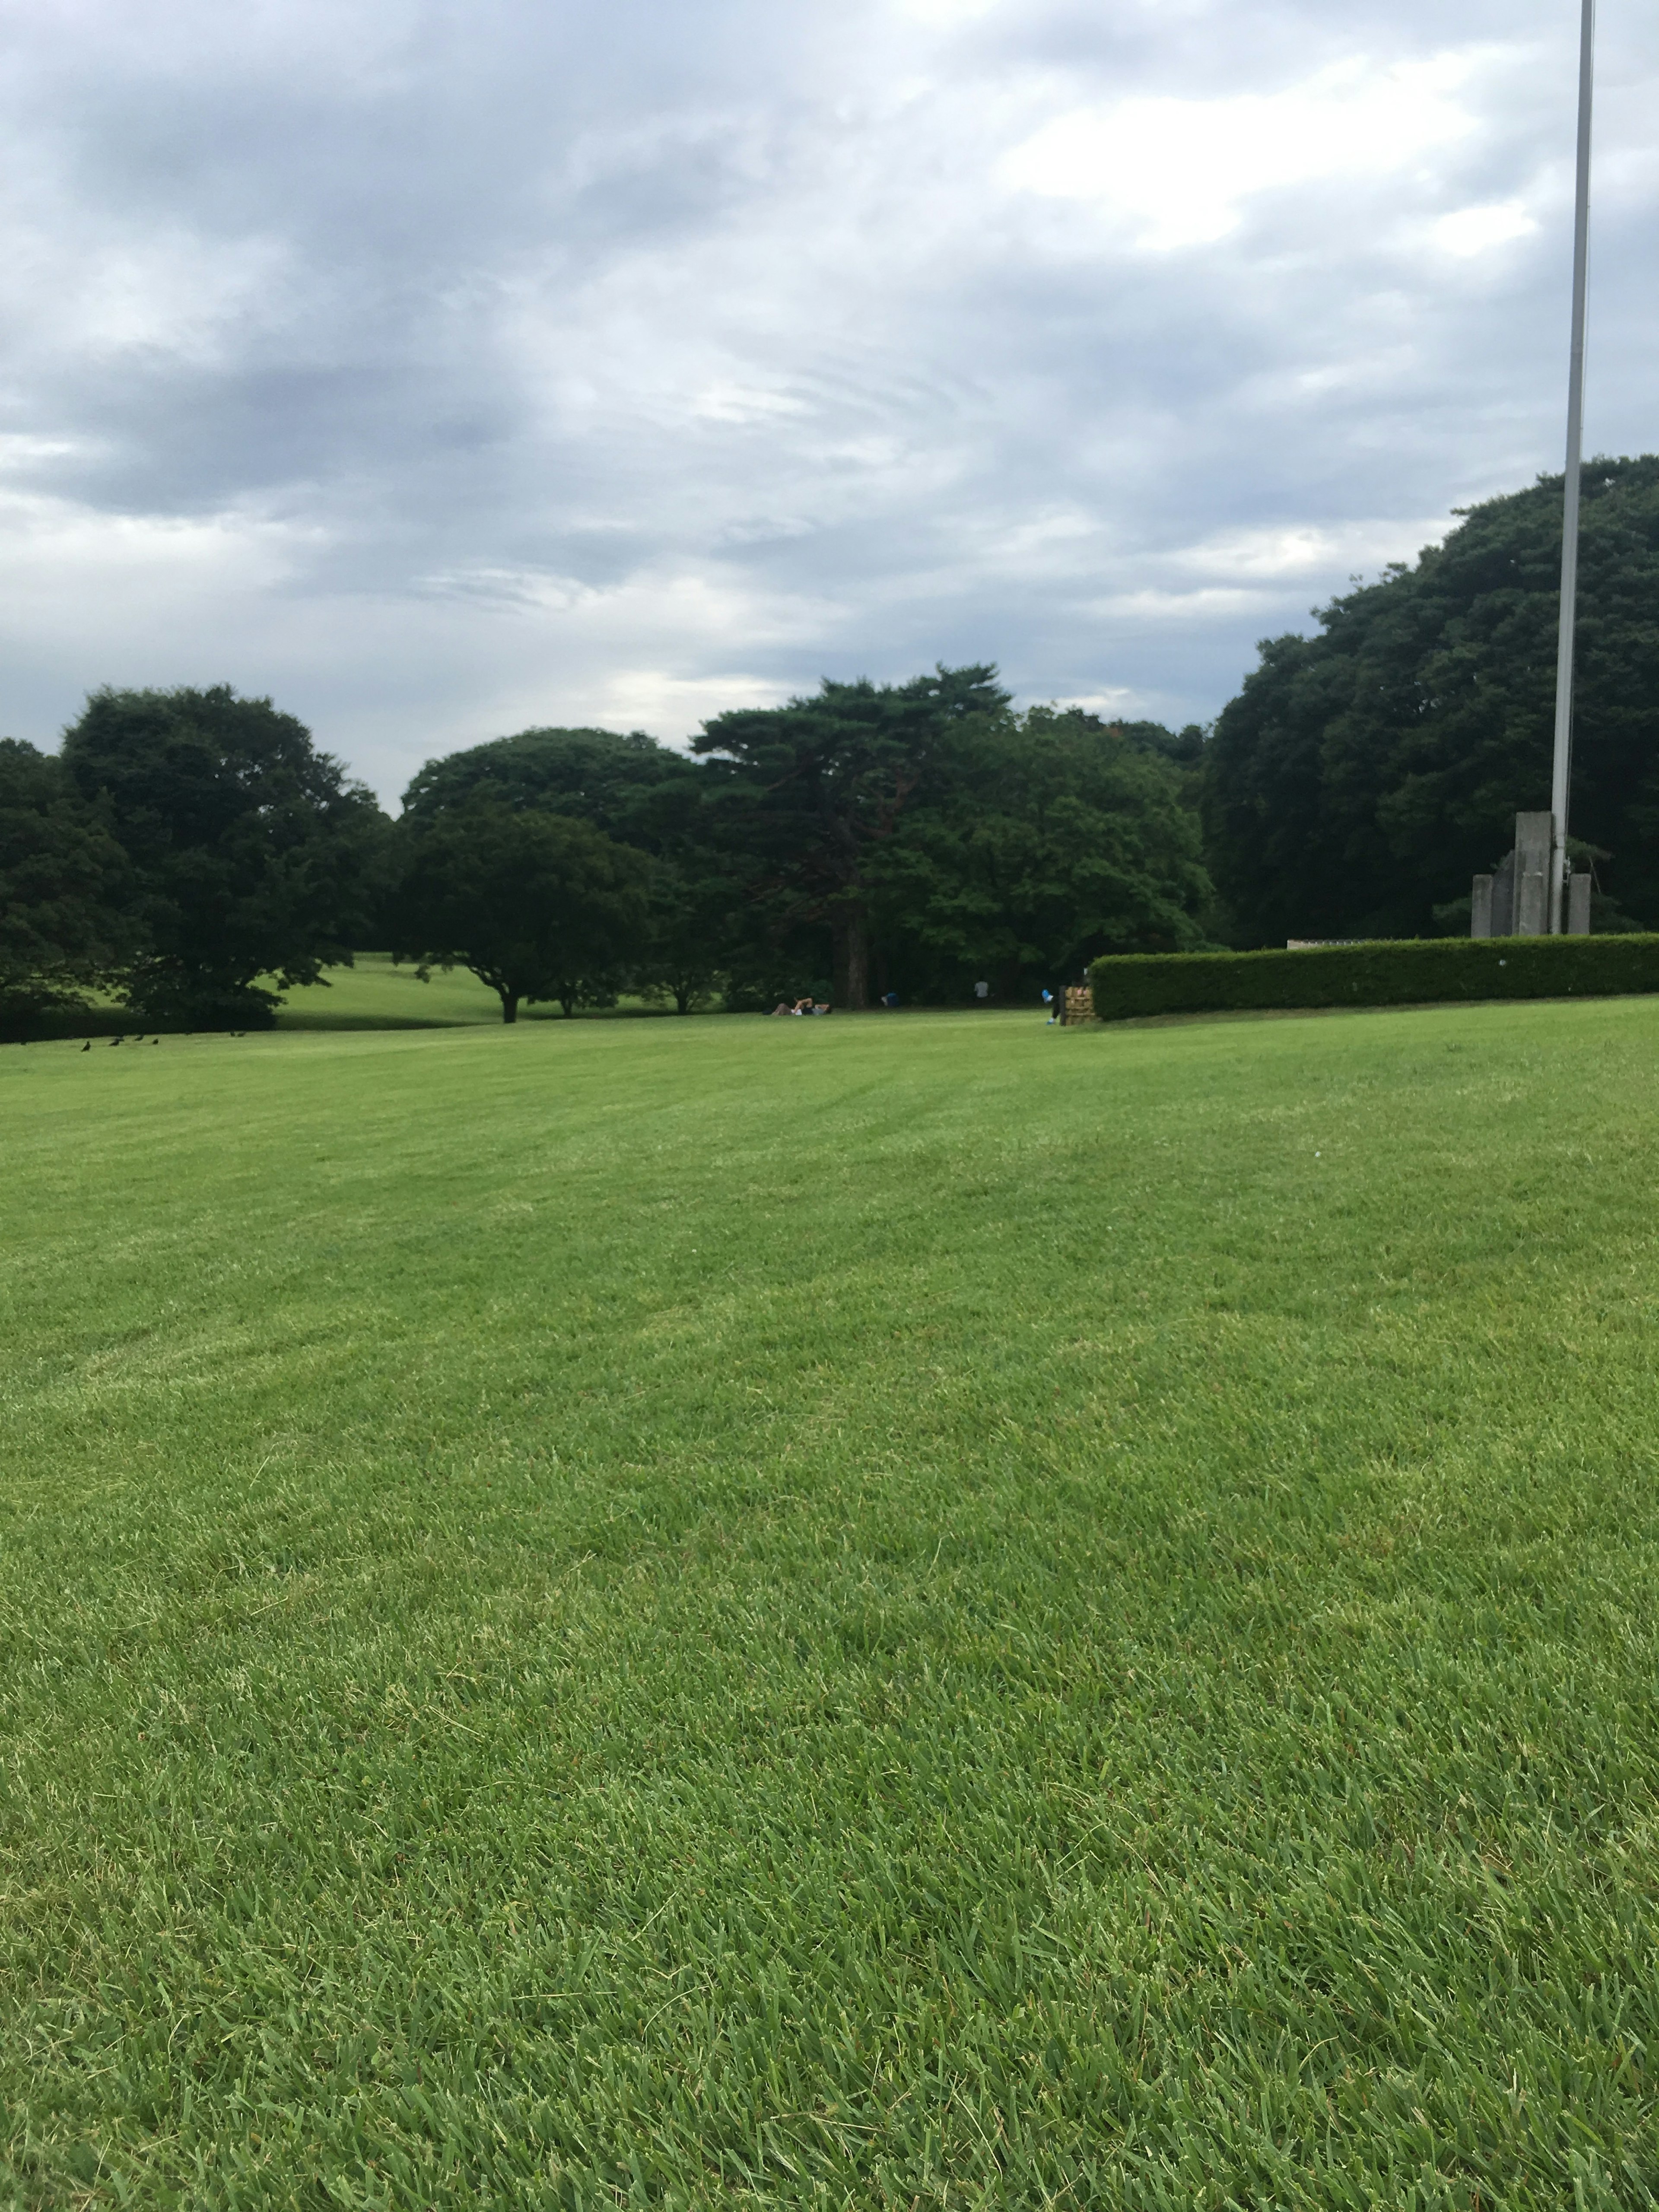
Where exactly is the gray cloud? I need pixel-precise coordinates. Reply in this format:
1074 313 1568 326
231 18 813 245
0 0 1652 802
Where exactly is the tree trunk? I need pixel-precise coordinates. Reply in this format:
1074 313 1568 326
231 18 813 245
674 985 693 1014
499 990 520 1023
834 909 871 1010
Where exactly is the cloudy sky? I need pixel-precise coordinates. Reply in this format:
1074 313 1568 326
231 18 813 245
1 0 1653 805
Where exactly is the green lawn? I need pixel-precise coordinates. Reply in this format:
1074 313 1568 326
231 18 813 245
274 956 629 1030
275 954 516 1028
3 1001 1659 2208
22 953 671 1039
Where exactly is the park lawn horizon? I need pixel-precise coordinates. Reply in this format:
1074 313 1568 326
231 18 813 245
273 955 645 1030
3 1001 1659 2206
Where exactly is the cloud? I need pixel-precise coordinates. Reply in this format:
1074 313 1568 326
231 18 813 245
1000 53 1486 251
0 0 1651 802
1431 200 1538 255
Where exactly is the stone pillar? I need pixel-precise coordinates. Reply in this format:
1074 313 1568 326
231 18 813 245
1471 876 1494 937
1514 812 1553 936
1567 873 1592 934
1490 849 1516 936
1516 868 1547 934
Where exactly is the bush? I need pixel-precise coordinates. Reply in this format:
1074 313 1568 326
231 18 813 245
1087 935 1659 1021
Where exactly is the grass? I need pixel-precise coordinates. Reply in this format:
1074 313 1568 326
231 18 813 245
16 953 676 1041
275 954 518 1028
3 998 1659 2208
273 957 665 1030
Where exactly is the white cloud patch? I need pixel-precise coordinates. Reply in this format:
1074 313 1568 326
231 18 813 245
1000 54 1488 250
1432 199 1538 254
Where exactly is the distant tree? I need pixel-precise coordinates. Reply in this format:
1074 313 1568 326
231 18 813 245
390 800 654 1022
1203 455 1659 943
632 856 741 1014
60 685 384 1027
695 666 1011 1007
0 740 137 1035
873 707 1214 997
400 726 692 841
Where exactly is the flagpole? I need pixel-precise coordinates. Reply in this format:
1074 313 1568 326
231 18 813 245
1549 0 1595 932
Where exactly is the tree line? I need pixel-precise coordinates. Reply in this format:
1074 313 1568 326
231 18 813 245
0 669 1212 1031
5 454 1655 1033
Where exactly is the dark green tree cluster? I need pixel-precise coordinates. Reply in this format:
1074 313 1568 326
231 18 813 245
1203 455 1659 944
2 673 1213 1033
386 672 1214 1018
11 459 1656 1027
0 739 137 1036
2 686 383 1036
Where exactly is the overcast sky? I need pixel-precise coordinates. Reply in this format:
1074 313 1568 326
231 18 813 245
1 0 1653 805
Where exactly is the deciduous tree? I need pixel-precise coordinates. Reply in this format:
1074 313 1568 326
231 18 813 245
873 708 1213 997
60 685 384 1026
695 666 1010 1007
0 740 137 1035
1203 456 1659 943
390 801 653 1022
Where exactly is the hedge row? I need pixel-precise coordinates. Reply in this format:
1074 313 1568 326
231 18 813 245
1086 934 1659 1021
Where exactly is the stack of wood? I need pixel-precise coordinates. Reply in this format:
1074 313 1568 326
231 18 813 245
1063 985 1093 1024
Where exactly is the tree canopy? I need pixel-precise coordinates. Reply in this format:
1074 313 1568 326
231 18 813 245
383 673 1214 1012
0 740 137 1036
872 707 1214 998
694 666 1015 1007
389 799 655 1022
61 685 383 1026
399 725 699 847
1204 456 1659 943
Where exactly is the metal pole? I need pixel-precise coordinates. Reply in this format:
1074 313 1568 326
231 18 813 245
1549 0 1595 932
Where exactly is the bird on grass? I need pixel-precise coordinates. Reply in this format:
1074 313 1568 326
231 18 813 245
81 1040 91 1052
110 1035 124 1047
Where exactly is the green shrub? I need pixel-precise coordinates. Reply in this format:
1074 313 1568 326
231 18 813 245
1087 934 1659 1021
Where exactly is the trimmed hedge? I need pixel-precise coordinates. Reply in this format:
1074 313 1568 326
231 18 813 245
1087 934 1659 1021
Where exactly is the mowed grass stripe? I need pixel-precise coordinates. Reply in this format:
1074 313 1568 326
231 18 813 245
2 1003 1658 2208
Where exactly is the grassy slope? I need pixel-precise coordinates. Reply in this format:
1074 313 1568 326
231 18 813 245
275 955 513 1028
24 954 661 1040
273 957 626 1030
3 1003 1658 2209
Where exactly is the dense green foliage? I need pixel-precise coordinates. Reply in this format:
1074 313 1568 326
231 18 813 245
392 724 740 1017
693 665 1014 1006
873 704 1213 995
1205 455 1659 944
60 686 382 1027
380 680 1215 1017
6 1001 1659 2204
1089 932 1659 1021
400 724 699 844
0 739 135 1036
389 800 655 1022
2 678 1214 1032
